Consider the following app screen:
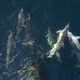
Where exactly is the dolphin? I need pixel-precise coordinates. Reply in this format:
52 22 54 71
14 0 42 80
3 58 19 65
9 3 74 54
67 31 80 50
47 24 69 58
16 9 26 40
17 8 25 27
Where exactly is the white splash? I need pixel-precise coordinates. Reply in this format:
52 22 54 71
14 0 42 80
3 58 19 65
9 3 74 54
67 31 80 50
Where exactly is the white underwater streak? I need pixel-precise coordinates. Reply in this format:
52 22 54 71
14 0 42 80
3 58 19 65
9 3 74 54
46 27 54 47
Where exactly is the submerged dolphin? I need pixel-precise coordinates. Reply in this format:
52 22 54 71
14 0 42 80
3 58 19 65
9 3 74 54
6 32 13 68
47 24 69 58
46 27 54 47
67 31 80 50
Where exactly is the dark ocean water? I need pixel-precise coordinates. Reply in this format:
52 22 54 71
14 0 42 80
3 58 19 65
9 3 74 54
0 0 80 36
0 0 80 80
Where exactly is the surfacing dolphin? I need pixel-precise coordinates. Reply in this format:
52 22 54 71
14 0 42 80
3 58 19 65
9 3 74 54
47 24 69 58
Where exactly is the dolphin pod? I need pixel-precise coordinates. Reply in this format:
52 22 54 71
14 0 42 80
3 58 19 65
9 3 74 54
47 23 80 58
47 24 69 58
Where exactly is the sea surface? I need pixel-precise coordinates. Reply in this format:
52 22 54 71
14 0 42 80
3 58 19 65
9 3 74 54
0 0 80 80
